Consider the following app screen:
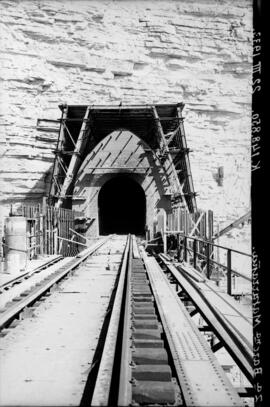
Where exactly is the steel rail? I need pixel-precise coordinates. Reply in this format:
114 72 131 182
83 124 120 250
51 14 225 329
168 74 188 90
158 256 253 384
0 236 112 330
0 255 63 291
175 260 253 355
118 237 178 405
163 257 252 325
91 235 131 406
175 258 252 328
165 257 253 352
92 235 179 406
117 236 133 406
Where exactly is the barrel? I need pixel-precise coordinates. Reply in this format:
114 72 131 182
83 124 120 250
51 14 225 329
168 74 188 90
4 216 28 274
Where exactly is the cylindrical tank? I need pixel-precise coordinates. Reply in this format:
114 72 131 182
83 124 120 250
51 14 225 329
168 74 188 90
4 216 28 274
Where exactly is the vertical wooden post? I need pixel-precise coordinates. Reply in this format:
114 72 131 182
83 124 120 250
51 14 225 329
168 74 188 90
43 199 46 255
193 239 197 269
62 208 64 256
58 208 61 255
39 203 43 256
62 208 65 256
47 206 49 255
48 206 50 255
64 208 67 256
208 210 214 241
33 218 37 258
206 242 211 279
177 235 181 262
204 213 207 240
184 236 187 262
53 207 57 255
50 206 53 255
227 249 232 295
62 209 64 255
48 206 51 255
163 210 167 255
55 208 58 256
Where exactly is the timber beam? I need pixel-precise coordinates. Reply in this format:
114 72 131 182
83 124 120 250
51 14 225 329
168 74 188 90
49 105 68 201
56 106 91 208
152 106 190 212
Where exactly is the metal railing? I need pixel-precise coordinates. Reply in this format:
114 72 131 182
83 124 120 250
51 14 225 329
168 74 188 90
176 235 251 296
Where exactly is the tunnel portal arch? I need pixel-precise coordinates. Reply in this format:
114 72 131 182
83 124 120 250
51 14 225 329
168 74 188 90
98 175 146 236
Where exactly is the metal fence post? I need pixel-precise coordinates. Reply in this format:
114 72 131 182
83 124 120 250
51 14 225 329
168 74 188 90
193 239 197 269
227 249 232 295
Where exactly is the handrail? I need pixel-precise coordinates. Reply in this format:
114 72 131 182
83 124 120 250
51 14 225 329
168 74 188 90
177 242 251 282
167 233 251 295
158 255 253 385
179 233 251 258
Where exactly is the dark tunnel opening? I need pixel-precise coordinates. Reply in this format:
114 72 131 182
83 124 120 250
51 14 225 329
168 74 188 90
98 176 146 236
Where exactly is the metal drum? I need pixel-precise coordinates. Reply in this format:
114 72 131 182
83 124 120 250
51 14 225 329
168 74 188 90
4 216 27 274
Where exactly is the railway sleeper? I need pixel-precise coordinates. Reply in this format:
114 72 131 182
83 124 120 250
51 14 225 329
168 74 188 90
132 296 153 302
132 302 154 308
133 365 172 381
133 348 168 365
133 292 152 298
132 381 176 405
132 287 152 293
132 284 149 289
133 320 159 330
133 339 164 348
133 307 155 315
133 329 161 340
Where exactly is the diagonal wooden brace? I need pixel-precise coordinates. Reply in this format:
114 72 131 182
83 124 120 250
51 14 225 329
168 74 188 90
56 106 91 207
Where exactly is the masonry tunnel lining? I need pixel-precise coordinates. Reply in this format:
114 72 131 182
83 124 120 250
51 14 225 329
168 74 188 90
98 176 146 236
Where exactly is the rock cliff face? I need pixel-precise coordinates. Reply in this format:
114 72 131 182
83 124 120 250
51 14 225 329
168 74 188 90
0 0 252 237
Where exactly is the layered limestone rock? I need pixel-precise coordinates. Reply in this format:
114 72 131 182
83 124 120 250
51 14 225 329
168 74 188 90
0 0 252 240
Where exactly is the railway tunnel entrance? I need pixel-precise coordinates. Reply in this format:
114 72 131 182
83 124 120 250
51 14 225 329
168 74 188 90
98 176 146 236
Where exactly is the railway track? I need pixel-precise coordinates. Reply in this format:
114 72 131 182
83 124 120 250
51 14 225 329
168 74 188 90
0 255 63 293
0 236 111 331
157 253 253 386
0 235 126 406
0 234 247 406
90 235 244 406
